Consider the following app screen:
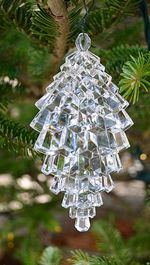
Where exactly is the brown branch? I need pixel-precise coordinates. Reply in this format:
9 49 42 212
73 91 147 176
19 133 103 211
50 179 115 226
47 0 69 82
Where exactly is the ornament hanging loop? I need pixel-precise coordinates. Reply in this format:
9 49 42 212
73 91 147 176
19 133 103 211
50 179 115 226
75 33 91 51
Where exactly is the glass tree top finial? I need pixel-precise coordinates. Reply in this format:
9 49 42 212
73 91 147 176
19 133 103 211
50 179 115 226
30 33 133 232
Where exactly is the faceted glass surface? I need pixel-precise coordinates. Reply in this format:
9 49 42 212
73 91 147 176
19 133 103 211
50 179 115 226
30 33 133 232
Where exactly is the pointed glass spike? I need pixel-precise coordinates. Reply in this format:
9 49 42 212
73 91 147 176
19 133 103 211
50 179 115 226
48 112 59 132
63 156 71 172
34 128 63 154
102 175 114 193
72 94 80 106
106 131 116 150
46 80 58 90
34 128 52 154
62 193 77 208
59 176 66 192
30 109 51 133
117 109 134 131
60 63 70 72
69 123 81 133
104 113 116 128
116 153 123 171
76 193 96 208
73 81 85 99
90 114 105 131
93 193 103 207
90 131 110 149
50 176 61 194
77 177 89 193
108 83 119 93
88 207 96 218
67 53 86 70
76 208 89 218
102 153 122 173
90 156 102 173
35 93 52 110
59 128 78 152
88 51 101 64
80 150 92 159
41 154 65 175
101 72 112 86
46 92 65 111
61 95 72 109
41 154 57 175
115 93 129 109
112 129 130 151
64 177 78 193
57 154 65 171
90 84 102 99
69 155 78 174
50 132 62 151
58 110 69 127
83 60 97 71
65 51 77 64
75 217 90 232
103 90 122 111
87 132 98 151
78 155 90 173
95 63 105 73
69 207 96 219
89 176 103 193
69 207 76 219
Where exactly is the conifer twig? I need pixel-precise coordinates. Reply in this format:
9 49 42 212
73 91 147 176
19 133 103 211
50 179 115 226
47 0 69 80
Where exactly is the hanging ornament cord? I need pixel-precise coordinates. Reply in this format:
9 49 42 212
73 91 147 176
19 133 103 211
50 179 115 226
81 0 95 34
30 0 133 232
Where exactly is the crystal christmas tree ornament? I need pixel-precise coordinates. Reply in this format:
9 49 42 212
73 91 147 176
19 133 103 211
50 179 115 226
30 33 133 232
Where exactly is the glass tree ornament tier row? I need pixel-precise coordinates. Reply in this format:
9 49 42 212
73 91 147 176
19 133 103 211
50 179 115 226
41 151 122 176
50 174 113 232
30 33 133 232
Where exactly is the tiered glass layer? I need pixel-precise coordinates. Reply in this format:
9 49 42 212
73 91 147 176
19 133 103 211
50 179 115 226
30 33 133 232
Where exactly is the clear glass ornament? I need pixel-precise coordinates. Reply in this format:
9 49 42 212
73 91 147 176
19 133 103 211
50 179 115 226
30 33 133 232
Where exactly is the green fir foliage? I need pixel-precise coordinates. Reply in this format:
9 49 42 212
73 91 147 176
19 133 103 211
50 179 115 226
119 53 150 104
39 247 62 265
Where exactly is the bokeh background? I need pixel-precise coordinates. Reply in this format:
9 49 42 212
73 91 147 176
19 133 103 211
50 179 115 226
0 0 150 264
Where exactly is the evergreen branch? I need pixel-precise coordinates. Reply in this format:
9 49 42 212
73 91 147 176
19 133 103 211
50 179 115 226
93 45 147 82
0 113 38 156
105 0 139 15
127 218 150 261
92 221 129 264
31 4 57 52
0 0 57 52
89 256 121 265
85 0 139 36
39 247 62 265
47 0 69 81
0 0 32 34
0 81 22 114
69 250 121 265
68 250 90 265
119 52 150 104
